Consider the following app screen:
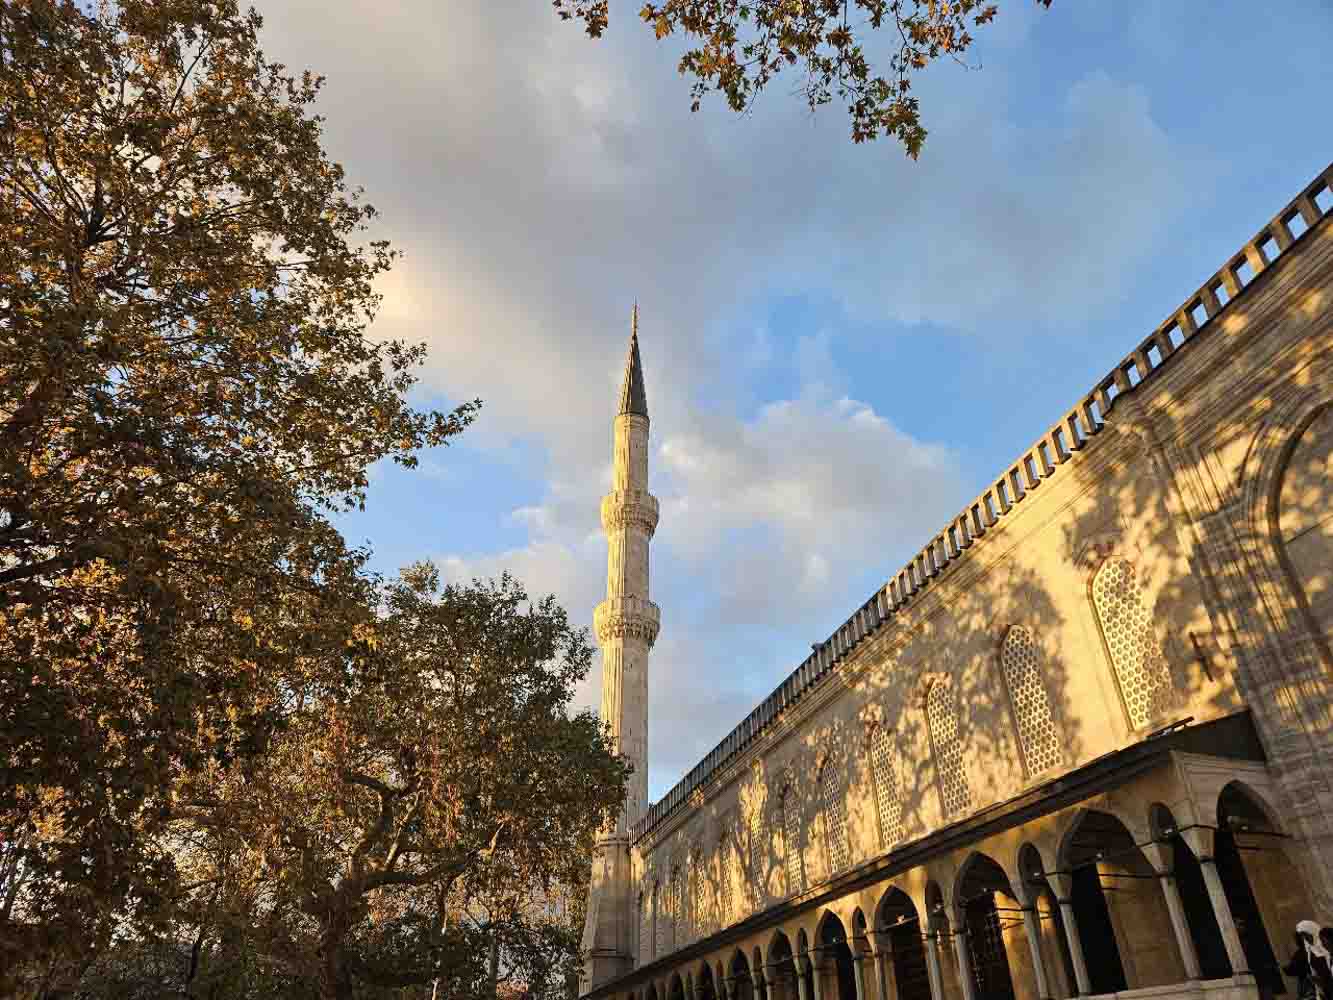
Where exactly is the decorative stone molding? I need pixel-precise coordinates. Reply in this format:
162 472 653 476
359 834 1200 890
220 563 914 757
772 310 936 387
1073 532 1123 571
911 670 949 709
594 595 662 646
601 489 661 536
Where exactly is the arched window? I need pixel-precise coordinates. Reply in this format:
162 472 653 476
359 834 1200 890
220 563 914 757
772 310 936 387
690 849 705 941
716 833 735 929
746 809 764 906
780 786 804 896
1091 558 1174 730
669 866 681 951
869 725 905 848
819 761 850 874
1000 626 1065 775
652 881 663 960
926 680 971 817
638 890 651 966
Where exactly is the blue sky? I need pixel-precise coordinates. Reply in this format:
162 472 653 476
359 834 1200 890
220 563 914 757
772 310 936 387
253 0 1333 800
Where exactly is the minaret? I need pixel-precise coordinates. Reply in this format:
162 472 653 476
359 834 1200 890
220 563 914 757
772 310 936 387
582 306 661 992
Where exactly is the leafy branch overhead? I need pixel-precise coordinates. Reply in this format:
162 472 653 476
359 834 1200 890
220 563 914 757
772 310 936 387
553 0 1052 151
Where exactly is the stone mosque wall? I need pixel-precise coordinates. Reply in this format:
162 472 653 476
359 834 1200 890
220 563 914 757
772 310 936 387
587 162 1333 1000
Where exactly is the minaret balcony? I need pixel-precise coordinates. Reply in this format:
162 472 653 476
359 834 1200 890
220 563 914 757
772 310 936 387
593 596 661 647
599 490 660 536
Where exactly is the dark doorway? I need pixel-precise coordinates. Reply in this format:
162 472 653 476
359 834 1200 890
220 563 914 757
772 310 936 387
819 914 858 1000
880 889 932 1000
957 854 1018 1000
966 891 1017 1000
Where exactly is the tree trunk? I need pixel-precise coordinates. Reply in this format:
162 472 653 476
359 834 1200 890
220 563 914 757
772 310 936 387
489 929 500 999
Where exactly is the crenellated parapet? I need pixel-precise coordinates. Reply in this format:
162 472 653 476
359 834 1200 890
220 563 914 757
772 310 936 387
601 490 660 537
594 595 661 647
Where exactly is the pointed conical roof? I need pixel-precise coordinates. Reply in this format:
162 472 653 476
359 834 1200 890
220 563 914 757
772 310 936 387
617 303 648 418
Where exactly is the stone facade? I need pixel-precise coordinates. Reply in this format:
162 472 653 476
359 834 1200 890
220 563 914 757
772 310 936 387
582 164 1333 1000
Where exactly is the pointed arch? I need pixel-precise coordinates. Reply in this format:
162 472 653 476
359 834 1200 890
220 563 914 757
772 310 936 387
1090 557 1175 730
818 757 850 876
925 676 970 817
999 626 1065 775
868 723 906 849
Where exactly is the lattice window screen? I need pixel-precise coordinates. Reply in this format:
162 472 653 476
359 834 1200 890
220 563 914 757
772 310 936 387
1092 559 1175 730
927 681 971 817
819 764 850 874
691 852 704 941
638 892 650 966
869 726 905 848
652 883 663 960
669 868 681 951
747 811 764 906
1000 626 1065 775
717 836 735 929
781 789 805 896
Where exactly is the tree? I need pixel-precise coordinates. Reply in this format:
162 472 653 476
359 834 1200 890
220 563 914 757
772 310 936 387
0 0 477 981
169 567 629 1000
553 0 1052 152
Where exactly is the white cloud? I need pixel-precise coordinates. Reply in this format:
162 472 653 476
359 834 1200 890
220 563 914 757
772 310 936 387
437 368 965 794
248 0 1200 797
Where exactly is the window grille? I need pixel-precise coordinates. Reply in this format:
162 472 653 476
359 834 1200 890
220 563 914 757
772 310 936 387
691 851 705 941
638 892 651 966
781 789 805 896
820 763 850 874
747 810 764 905
652 882 663 960
669 868 681 951
717 836 735 929
1092 558 1174 730
869 726 905 848
927 681 971 817
1000 626 1065 775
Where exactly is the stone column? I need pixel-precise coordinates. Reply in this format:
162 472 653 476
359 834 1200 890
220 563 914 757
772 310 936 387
951 924 978 1000
808 953 824 1000
873 937 894 1000
754 973 766 1000
1045 874 1091 997
924 932 947 1000
796 965 811 1000
1020 906 1054 1000
1182 829 1249 976
1200 858 1249 974
1141 841 1202 981
853 952 869 1000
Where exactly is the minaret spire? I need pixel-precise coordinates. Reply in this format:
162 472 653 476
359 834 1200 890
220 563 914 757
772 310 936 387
582 305 662 991
618 303 648 418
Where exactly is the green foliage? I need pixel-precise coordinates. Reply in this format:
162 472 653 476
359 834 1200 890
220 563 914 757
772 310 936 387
553 0 1052 150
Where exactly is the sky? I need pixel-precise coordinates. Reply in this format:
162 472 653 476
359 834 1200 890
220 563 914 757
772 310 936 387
251 0 1333 802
